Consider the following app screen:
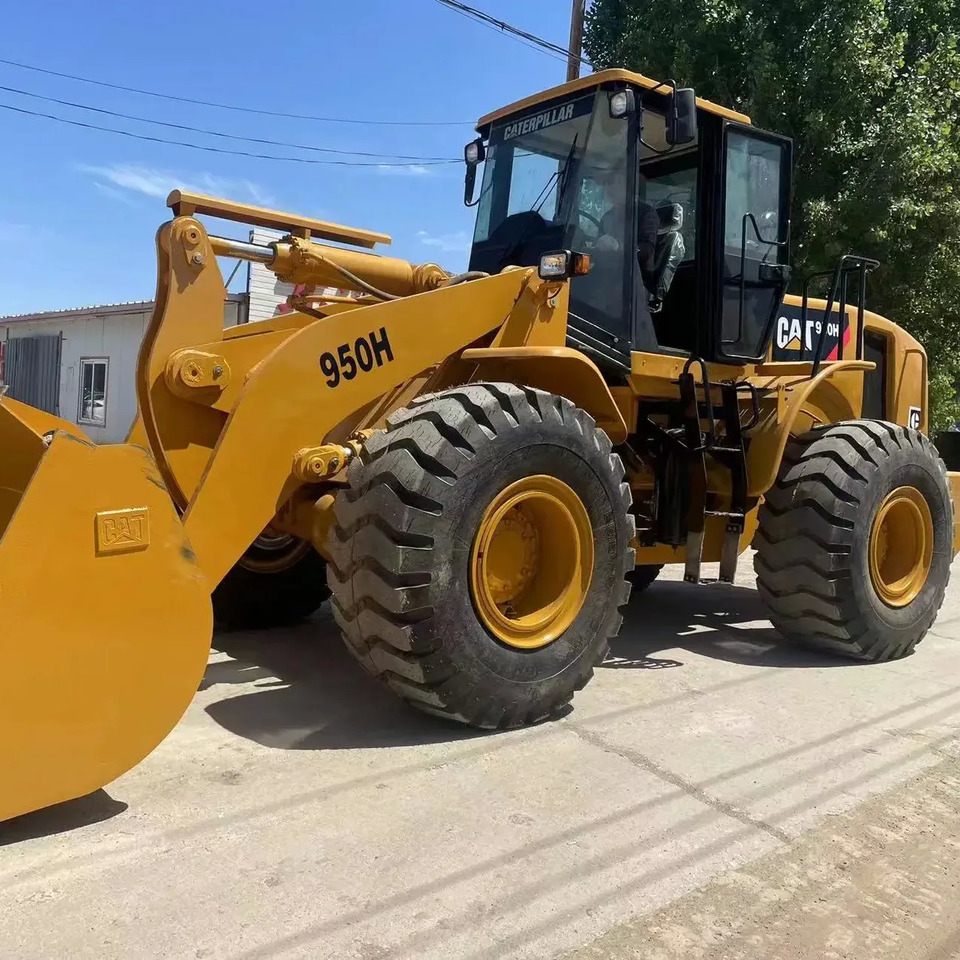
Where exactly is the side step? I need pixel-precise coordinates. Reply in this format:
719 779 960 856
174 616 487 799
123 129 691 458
678 368 749 585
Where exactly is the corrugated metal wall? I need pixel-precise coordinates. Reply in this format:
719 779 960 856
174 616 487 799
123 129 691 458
4 334 62 413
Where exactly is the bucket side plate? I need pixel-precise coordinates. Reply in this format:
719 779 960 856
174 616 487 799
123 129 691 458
0 431 212 822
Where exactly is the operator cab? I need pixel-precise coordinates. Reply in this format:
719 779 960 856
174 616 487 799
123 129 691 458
465 70 793 372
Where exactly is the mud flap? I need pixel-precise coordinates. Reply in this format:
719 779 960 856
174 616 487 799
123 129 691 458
0 399 212 822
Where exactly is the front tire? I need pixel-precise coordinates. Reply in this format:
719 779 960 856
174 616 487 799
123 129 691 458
755 420 952 661
327 383 635 728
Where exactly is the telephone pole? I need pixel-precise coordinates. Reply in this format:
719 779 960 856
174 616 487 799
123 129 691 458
566 0 586 82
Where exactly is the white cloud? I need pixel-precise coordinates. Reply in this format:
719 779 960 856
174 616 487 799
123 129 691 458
92 181 136 205
417 229 471 254
377 163 432 176
77 164 273 206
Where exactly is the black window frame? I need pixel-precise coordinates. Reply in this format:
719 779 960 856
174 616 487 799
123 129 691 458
714 122 794 364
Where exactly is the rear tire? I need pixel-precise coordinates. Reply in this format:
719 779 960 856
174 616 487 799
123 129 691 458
755 420 952 661
213 535 329 631
327 383 635 728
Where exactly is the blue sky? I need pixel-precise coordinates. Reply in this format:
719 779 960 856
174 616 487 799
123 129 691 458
0 0 579 316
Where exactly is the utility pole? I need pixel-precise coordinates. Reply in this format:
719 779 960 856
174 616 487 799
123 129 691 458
566 0 586 82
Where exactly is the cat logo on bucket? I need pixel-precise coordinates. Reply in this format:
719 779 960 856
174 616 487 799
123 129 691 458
95 508 150 555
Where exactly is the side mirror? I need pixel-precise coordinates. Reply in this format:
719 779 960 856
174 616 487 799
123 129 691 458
665 88 697 145
463 138 486 207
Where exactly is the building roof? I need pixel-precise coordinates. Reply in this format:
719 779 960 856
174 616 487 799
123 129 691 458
0 293 246 325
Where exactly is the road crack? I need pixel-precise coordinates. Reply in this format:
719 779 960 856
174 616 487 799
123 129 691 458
565 722 792 844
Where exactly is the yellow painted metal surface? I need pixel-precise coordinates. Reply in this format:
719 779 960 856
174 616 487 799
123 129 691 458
3 172 947 823
266 236 449 299
292 444 356 482
869 486 934 607
0 401 210 822
137 219 230 508
125 412 149 448
181 268 560 589
630 350 748 399
462 345 628 444
470 475 593 650
165 348 231 400
167 190 391 248
0 398 88 533
745 360 873 497
477 68 752 128
183 325 309 416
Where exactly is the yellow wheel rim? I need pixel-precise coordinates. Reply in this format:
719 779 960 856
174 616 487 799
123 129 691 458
868 486 933 608
470 475 594 650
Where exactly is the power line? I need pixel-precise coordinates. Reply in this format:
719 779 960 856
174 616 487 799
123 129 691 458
432 0 593 68
0 102 458 167
435 2 569 62
0 56 473 127
0 84 459 162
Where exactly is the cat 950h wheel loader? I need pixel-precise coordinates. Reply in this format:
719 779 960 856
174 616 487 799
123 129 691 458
4 68 960 822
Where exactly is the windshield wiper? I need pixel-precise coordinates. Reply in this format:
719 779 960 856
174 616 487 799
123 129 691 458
554 134 581 220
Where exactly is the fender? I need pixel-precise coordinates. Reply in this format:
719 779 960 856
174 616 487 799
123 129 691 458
460 346 629 444
747 359 874 497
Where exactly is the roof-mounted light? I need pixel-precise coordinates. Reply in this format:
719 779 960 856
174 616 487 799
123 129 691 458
609 89 636 119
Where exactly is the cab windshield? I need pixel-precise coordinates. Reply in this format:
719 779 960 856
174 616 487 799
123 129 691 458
469 93 631 334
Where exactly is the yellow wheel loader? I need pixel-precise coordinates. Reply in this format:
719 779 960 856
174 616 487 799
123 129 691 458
4 68 959 822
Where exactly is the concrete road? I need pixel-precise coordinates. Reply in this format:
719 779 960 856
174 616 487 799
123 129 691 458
4 555 960 960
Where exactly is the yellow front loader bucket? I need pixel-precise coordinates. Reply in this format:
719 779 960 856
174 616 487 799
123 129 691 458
0 397 212 822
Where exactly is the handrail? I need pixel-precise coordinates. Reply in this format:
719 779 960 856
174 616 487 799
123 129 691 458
727 212 790 352
805 254 879 377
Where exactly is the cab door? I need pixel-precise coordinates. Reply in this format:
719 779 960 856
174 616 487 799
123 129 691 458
716 124 793 362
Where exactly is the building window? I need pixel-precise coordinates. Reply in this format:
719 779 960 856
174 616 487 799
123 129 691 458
78 358 108 425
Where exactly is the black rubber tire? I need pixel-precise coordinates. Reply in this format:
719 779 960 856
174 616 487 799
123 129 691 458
213 539 329 631
627 564 664 593
327 382 636 729
755 420 952 661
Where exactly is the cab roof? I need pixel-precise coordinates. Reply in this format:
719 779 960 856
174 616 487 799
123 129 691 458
476 68 751 130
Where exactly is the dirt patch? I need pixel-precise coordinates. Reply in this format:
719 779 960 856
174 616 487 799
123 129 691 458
564 750 960 960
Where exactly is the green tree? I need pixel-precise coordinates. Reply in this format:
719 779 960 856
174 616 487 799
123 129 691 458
585 0 960 430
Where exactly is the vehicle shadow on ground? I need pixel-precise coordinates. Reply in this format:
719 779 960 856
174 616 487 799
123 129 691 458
204 606 492 751
204 579 865 752
612 578 872 670
0 790 128 846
